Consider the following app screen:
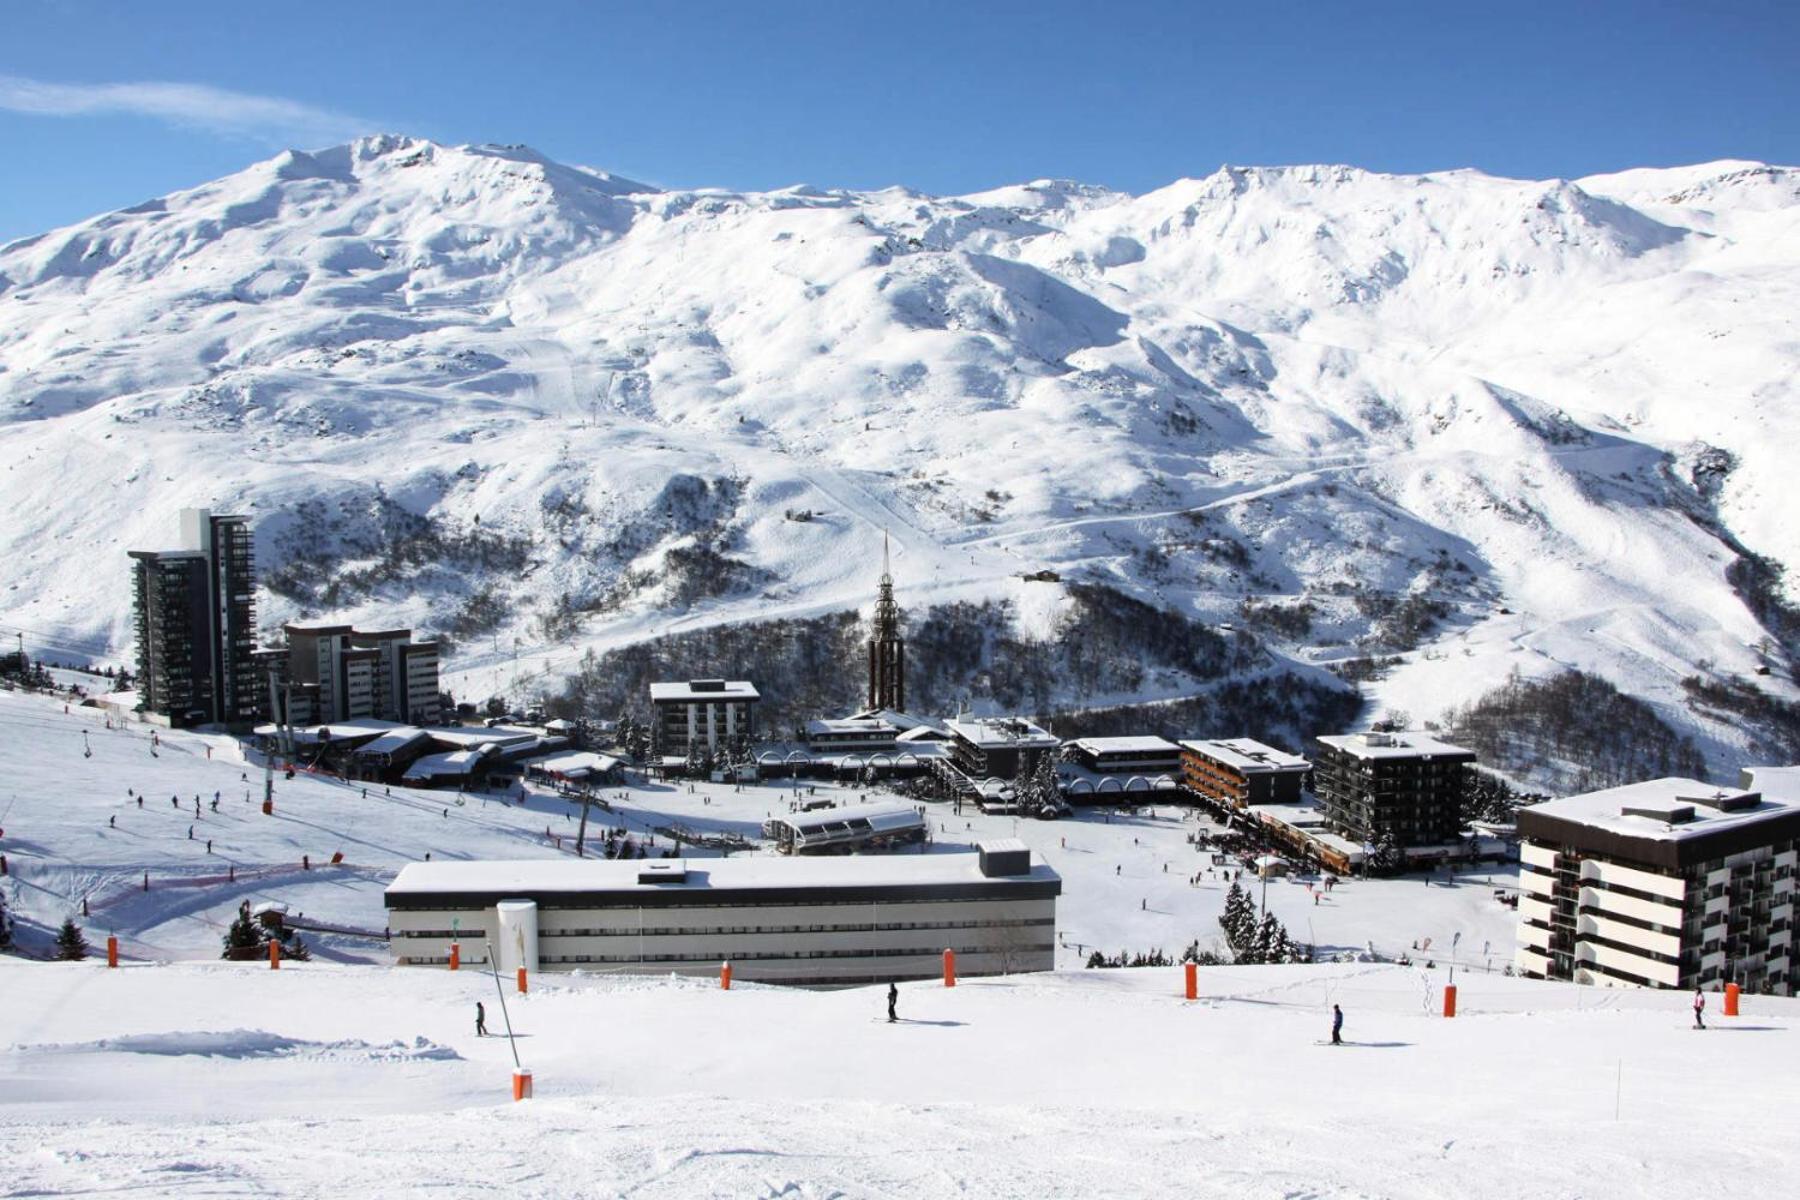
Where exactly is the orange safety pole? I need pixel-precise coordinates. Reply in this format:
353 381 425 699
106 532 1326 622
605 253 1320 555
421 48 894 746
449 943 460 971
1184 961 1197 1001
270 939 281 970
107 936 119 969
1442 984 1457 1018
720 961 732 990
943 948 956 987
1724 983 1740 1017
512 1069 533 1101
516 966 528 994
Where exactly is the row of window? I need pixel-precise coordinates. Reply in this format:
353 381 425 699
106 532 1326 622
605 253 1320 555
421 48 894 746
397 917 1056 941
537 943 1055 965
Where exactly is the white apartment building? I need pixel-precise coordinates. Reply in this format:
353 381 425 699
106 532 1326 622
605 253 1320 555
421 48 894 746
384 843 1058 986
650 679 759 756
1516 769 1800 995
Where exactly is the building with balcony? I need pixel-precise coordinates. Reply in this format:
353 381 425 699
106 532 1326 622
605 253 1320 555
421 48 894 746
384 843 1059 985
260 623 440 726
1181 738 1311 809
1313 731 1476 848
1515 770 1800 995
1065 736 1183 777
128 509 258 727
944 716 1059 781
803 717 900 754
650 679 759 759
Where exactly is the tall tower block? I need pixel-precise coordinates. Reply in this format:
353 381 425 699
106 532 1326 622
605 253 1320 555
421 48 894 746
868 533 906 712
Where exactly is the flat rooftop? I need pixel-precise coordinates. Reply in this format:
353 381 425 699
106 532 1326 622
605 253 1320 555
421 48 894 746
1181 738 1310 772
805 718 899 736
1315 731 1475 760
650 680 761 702
386 850 1060 900
1521 777 1800 843
1068 736 1181 755
945 716 1059 748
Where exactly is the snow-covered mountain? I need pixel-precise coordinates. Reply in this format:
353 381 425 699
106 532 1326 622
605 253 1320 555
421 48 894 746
1 136 1796 770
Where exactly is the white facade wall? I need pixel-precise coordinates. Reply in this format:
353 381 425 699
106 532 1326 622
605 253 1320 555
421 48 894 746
391 894 1056 983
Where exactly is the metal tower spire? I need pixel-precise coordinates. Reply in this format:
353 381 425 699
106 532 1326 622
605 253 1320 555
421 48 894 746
868 529 905 713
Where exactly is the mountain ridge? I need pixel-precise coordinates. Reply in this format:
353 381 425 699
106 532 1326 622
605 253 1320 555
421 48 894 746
1 135 1795 780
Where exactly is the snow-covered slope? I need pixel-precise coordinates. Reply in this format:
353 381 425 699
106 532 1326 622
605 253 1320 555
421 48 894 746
2 138 1796 766
4 959 1796 1197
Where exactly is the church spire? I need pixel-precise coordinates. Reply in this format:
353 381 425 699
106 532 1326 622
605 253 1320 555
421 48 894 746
869 529 905 713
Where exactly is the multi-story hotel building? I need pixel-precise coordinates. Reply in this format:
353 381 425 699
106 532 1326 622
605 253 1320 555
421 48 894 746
1064 736 1183 777
1515 770 1799 995
384 843 1059 985
650 679 759 757
1314 731 1476 847
129 508 258 727
1180 738 1311 809
944 716 1059 781
260 623 440 726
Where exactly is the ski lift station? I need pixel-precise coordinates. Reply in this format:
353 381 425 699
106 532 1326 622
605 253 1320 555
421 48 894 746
762 800 928 854
384 844 1059 986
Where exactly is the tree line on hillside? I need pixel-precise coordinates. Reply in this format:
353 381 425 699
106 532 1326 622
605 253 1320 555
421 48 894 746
547 583 1289 736
1443 668 1706 794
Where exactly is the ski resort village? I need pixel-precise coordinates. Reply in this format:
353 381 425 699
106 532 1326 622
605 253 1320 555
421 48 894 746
3 10 1800 1190
1 498 1797 1196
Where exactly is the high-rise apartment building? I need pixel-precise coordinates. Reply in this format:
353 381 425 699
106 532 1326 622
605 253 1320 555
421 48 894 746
261 623 440 726
129 509 257 727
1516 770 1799 995
1313 731 1476 848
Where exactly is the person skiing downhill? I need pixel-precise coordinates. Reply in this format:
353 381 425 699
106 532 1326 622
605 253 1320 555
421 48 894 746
887 982 899 1023
1693 988 1706 1029
1330 1003 1344 1045
476 1002 488 1037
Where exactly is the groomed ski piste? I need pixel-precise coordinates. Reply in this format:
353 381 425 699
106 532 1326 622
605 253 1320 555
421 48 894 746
4 685 1795 1196
5 961 1797 1197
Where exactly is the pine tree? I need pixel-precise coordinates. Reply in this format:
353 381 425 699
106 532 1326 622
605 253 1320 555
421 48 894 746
55 917 90 961
222 902 266 961
0 890 12 950
1220 882 1257 959
1252 912 1288 964
280 933 312 962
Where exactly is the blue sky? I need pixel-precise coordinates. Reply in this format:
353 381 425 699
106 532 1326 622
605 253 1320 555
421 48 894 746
2 0 1796 242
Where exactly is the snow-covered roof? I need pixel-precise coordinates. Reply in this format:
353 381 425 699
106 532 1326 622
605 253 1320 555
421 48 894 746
424 726 539 750
527 751 621 778
1180 738 1310 772
770 801 925 838
945 716 1059 749
1520 777 1800 843
402 748 492 780
850 709 948 736
1248 802 1366 863
386 850 1059 898
805 718 899 737
896 725 949 742
1315 731 1475 761
649 680 760 702
354 727 429 756
255 718 404 744
1069 736 1181 756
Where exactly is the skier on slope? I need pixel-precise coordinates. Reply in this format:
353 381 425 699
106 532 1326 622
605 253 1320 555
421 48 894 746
1331 1003 1344 1045
476 1001 488 1037
887 982 899 1024
1693 988 1706 1029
